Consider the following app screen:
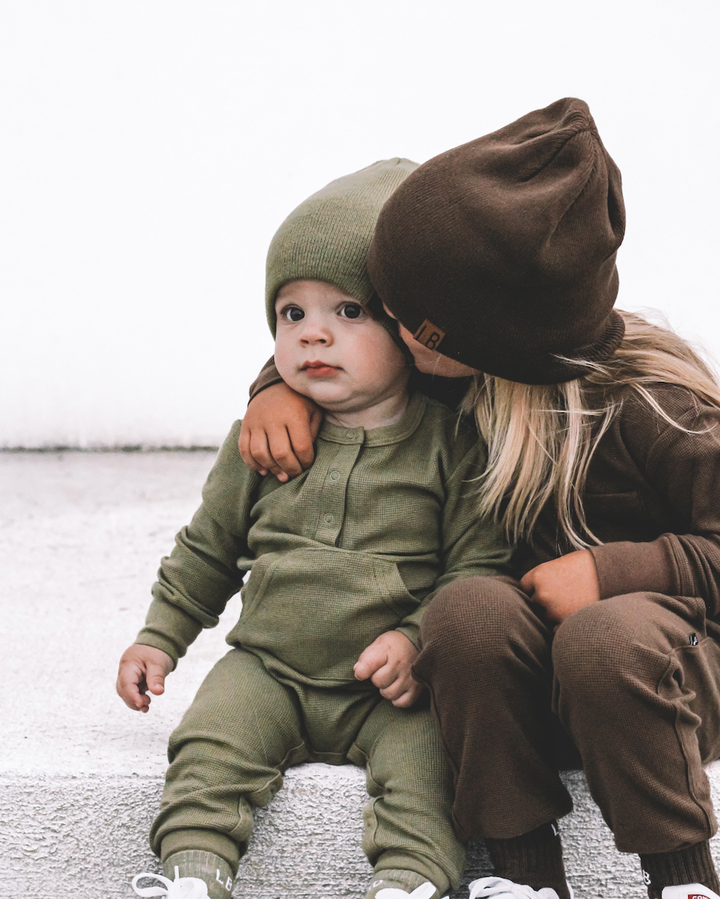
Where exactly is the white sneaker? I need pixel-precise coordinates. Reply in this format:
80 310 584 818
469 876 574 899
661 885 720 899
132 867 210 898
376 883 441 899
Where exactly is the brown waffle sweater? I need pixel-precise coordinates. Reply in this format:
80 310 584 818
514 383 720 621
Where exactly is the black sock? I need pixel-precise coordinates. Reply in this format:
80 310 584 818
485 821 571 899
640 841 720 898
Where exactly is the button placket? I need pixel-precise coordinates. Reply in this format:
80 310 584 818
314 442 361 545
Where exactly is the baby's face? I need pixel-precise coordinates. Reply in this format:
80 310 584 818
274 281 409 426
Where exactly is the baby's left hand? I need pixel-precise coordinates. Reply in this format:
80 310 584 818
520 550 601 628
354 631 423 708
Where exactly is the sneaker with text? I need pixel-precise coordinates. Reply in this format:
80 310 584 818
661 885 720 899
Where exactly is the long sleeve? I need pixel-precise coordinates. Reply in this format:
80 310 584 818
136 421 260 664
589 387 720 618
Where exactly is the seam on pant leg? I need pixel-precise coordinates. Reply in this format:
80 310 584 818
351 742 382 857
658 649 716 841
347 741 368 769
228 741 310 842
228 796 256 843
245 740 309 807
348 740 388 859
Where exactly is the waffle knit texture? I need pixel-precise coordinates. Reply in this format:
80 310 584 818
642 841 720 897
152 651 464 888
137 394 510 888
265 157 417 335
413 385 720 853
367 98 626 384
136 393 510 672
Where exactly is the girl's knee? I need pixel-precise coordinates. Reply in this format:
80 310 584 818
419 576 550 670
423 577 517 646
552 595 660 699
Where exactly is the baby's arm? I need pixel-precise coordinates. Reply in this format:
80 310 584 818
239 367 323 481
116 643 174 713
354 631 422 708
118 422 255 714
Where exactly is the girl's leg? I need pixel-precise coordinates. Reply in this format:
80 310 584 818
151 648 308 871
349 696 466 899
552 592 720 895
413 576 573 841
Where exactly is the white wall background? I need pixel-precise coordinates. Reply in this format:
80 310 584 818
2 0 718 447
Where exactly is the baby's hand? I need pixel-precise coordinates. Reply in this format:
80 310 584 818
116 644 174 713
354 631 423 708
520 550 600 628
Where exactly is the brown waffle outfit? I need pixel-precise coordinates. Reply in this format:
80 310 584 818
413 383 720 854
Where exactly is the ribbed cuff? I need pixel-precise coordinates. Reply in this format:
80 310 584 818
160 828 244 869
589 539 675 600
641 841 720 897
485 822 570 899
163 850 234 899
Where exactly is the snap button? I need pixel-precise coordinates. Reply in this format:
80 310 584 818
323 513 334 525
345 430 356 439
329 470 340 481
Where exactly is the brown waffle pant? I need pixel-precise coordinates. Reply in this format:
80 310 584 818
413 575 720 854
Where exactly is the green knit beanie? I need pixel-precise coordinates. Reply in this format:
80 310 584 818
265 158 418 335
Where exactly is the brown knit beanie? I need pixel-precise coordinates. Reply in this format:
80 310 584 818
367 98 626 384
265 158 418 336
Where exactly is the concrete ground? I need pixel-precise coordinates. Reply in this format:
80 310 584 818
2 450 720 899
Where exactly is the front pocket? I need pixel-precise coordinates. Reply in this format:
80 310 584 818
227 548 419 683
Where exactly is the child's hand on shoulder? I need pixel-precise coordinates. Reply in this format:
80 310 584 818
116 644 174 713
239 383 323 482
353 631 423 708
520 549 600 628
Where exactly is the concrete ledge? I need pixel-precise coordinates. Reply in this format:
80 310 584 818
3 452 720 899
3 762 720 899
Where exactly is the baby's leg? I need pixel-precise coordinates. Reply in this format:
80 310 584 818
150 648 307 898
349 697 465 899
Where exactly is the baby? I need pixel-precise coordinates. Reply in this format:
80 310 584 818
117 158 511 899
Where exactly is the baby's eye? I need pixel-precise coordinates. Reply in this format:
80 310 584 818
339 303 364 320
280 306 304 323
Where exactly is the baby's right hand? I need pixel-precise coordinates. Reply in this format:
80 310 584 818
116 644 174 713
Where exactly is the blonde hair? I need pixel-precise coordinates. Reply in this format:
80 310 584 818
462 310 720 549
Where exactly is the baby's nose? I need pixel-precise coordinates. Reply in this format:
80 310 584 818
300 319 331 343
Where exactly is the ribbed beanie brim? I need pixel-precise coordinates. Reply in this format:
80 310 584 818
265 158 418 335
367 99 626 384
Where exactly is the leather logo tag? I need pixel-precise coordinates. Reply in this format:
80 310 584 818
414 319 446 350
